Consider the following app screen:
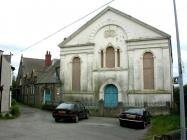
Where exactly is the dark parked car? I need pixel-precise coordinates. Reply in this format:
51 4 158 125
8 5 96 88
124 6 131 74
52 102 89 123
119 107 151 129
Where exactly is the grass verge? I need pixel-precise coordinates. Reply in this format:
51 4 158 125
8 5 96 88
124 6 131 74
144 114 184 140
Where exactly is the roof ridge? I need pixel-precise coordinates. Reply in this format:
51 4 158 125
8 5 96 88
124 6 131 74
22 57 44 61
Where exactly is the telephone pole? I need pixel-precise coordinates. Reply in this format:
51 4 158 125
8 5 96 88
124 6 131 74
173 0 186 139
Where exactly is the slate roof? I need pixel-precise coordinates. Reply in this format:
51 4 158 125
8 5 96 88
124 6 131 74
22 57 44 76
17 56 60 84
58 6 170 47
36 59 60 84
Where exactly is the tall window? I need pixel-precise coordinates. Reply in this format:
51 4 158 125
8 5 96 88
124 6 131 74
101 50 104 68
117 49 120 67
106 47 115 68
72 57 80 91
143 52 154 89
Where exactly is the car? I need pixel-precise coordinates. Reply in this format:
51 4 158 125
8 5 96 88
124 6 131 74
119 107 151 129
52 101 89 123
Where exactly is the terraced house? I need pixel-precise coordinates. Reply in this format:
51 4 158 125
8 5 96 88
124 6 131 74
16 51 61 107
59 7 173 115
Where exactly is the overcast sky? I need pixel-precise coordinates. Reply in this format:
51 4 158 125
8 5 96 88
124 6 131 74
0 0 186 84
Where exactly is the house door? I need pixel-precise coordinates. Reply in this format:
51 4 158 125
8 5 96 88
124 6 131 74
43 89 51 104
104 84 118 108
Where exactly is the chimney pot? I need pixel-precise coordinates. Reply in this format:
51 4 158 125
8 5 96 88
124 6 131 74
45 50 52 66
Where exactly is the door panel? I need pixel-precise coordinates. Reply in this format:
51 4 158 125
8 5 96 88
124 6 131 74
44 89 51 104
104 84 118 108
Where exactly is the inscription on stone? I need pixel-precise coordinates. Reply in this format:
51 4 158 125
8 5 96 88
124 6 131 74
104 30 116 38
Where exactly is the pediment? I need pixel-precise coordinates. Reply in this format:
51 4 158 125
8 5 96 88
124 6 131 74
58 6 170 48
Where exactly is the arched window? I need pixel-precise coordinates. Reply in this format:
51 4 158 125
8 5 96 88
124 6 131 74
143 52 154 89
106 47 115 68
117 49 120 67
72 57 80 91
101 50 104 68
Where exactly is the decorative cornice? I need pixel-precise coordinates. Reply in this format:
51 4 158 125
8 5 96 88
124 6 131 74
126 37 170 43
59 43 95 48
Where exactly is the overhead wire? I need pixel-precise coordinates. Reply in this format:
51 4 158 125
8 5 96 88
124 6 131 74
14 0 115 55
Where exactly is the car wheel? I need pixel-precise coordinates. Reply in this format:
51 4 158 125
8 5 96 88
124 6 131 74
85 113 89 119
74 115 79 123
119 120 123 126
55 118 60 122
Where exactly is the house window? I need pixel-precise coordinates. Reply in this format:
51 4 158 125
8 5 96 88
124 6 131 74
72 57 81 91
143 52 154 89
32 85 35 95
106 47 115 68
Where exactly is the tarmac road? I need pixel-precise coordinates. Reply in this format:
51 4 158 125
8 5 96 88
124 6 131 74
0 104 148 140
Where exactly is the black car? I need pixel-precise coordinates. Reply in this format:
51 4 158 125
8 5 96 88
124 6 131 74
52 102 89 123
119 108 151 128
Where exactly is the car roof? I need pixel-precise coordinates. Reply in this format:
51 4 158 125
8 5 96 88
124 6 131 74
126 107 146 111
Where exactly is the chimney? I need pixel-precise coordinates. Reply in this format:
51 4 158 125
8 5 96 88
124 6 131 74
45 51 52 66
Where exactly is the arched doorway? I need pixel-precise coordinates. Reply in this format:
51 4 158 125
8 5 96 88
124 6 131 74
104 84 118 108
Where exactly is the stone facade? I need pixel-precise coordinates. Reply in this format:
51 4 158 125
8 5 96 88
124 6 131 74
59 7 173 114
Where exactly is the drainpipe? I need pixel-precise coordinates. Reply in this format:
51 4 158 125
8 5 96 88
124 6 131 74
0 50 3 112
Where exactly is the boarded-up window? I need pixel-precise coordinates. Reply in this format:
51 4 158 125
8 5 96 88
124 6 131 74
106 47 115 68
101 50 104 68
143 52 154 89
72 57 80 91
117 49 120 67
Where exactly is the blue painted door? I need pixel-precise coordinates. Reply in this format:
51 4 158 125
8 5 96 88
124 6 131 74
104 84 118 108
44 89 51 104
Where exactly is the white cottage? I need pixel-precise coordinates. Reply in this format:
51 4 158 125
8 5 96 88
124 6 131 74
59 7 172 110
0 50 13 113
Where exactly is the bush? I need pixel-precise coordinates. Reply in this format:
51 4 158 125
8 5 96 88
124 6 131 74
10 105 20 117
10 99 20 117
173 84 187 114
11 99 17 106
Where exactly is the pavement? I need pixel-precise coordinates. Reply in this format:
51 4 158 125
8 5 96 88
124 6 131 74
0 104 148 140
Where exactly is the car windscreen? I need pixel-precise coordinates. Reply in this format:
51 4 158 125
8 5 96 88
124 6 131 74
56 103 74 110
125 108 144 115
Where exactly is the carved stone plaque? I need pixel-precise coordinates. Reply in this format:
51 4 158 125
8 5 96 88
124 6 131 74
104 30 116 38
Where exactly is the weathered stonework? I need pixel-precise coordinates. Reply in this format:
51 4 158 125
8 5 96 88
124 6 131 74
59 7 173 115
